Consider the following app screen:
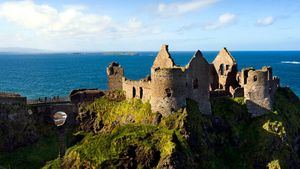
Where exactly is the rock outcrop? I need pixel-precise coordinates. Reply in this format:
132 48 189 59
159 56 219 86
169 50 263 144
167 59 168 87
43 87 300 169
0 93 38 151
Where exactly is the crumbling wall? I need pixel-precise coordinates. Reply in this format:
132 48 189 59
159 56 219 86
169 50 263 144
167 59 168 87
107 62 124 91
105 44 280 118
150 68 187 116
261 66 280 102
239 67 255 87
209 64 219 91
152 45 175 69
186 50 211 115
212 48 239 93
122 77 151 102
244 69 272 116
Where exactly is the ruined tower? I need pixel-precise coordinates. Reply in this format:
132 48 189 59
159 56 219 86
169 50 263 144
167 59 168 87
105 44 280 117
106 62 124 91
211 48 239 94
244 69 272 116
150 45 187 116
106 44 212 116
239 65 280 116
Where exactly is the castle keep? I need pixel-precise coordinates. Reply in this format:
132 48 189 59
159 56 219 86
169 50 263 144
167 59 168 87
107 45 280 116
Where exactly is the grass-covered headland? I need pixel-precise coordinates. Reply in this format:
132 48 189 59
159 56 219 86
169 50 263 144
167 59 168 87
1 87 300 169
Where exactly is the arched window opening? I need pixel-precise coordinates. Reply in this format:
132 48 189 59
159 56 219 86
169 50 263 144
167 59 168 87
193 79 199 89
220 84 223 89
139 87 143 99
254 75 257 82
226 65 230 70
220 64 225 75
132 87 136 98
165 88 172 97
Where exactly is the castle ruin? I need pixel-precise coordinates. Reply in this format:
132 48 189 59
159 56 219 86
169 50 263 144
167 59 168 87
107 45 280 116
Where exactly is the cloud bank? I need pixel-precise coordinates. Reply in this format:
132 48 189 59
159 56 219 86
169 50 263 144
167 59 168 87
0 1 148 39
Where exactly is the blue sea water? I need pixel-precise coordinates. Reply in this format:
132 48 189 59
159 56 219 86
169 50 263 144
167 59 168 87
0 51 299 99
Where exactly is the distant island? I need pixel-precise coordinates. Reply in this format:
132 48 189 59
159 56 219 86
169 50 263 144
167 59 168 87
0 47 52 54
100 51 139 56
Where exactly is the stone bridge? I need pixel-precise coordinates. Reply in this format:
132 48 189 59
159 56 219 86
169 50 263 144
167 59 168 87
28 100 77 127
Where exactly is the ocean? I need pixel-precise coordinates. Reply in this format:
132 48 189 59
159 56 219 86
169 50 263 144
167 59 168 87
0 51 299 99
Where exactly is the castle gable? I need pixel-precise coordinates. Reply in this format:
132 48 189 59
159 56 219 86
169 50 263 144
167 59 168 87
212 47 236 65
152 44 175 69
186 50 209 68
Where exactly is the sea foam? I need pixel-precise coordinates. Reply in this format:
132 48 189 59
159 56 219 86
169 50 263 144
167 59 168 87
281 61 300 64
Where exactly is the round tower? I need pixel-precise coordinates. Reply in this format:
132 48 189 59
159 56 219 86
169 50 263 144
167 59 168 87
150 67 187 116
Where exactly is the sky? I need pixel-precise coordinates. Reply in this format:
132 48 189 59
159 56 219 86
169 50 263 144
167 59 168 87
0 0 299 51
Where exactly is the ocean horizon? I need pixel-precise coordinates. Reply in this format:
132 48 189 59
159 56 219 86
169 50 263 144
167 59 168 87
0 50 299 99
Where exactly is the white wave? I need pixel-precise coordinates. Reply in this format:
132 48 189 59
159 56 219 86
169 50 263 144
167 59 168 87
281 61 300 64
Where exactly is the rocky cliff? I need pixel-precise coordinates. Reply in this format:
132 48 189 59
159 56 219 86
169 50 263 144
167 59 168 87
0 99 38 152
41 87 300 169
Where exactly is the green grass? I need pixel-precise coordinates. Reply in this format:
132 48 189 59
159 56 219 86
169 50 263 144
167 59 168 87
78 96 155 133
0 130 76 169
5 87 299 169
45 124 180 169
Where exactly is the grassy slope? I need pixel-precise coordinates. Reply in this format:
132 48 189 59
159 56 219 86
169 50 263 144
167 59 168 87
2 88 299 169
44 88 299 169
0 131 76 169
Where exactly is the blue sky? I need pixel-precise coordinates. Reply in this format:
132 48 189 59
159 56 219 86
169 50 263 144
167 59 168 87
0 0 299 51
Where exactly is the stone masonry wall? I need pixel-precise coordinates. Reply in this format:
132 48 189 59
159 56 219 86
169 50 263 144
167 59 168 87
212 48 238 92
150 67 187 116
185 51 211 115
122 77 151 102
106 44 279 117
107 62 124 91
244 69 272 116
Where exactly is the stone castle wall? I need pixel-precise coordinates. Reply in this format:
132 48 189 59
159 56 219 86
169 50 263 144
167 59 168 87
107 62 124 91
106 44 280 117
0 93 26 106
212 48 239 92
243 67 278 116
122 77 151 102
150 67 187 116
185 51 211 114
106 45 212 116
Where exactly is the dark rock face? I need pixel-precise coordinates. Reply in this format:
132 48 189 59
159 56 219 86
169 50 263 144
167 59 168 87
0 94 38 152
70 89 105 106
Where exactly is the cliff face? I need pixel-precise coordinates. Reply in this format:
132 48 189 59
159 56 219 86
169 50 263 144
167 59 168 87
0 100 38 152
42 87 300 169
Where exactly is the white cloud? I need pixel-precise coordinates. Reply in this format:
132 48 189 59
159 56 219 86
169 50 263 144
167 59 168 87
0 1 114 36
256 16 275 26
0 1 151 39
157 0 218 17
203 13 237 30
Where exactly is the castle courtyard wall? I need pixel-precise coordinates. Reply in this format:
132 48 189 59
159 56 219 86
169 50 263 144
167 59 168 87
106 45 280 117
122 78 151 102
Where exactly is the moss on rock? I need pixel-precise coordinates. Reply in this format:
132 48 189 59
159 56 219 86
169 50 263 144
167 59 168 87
43 87 299 169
